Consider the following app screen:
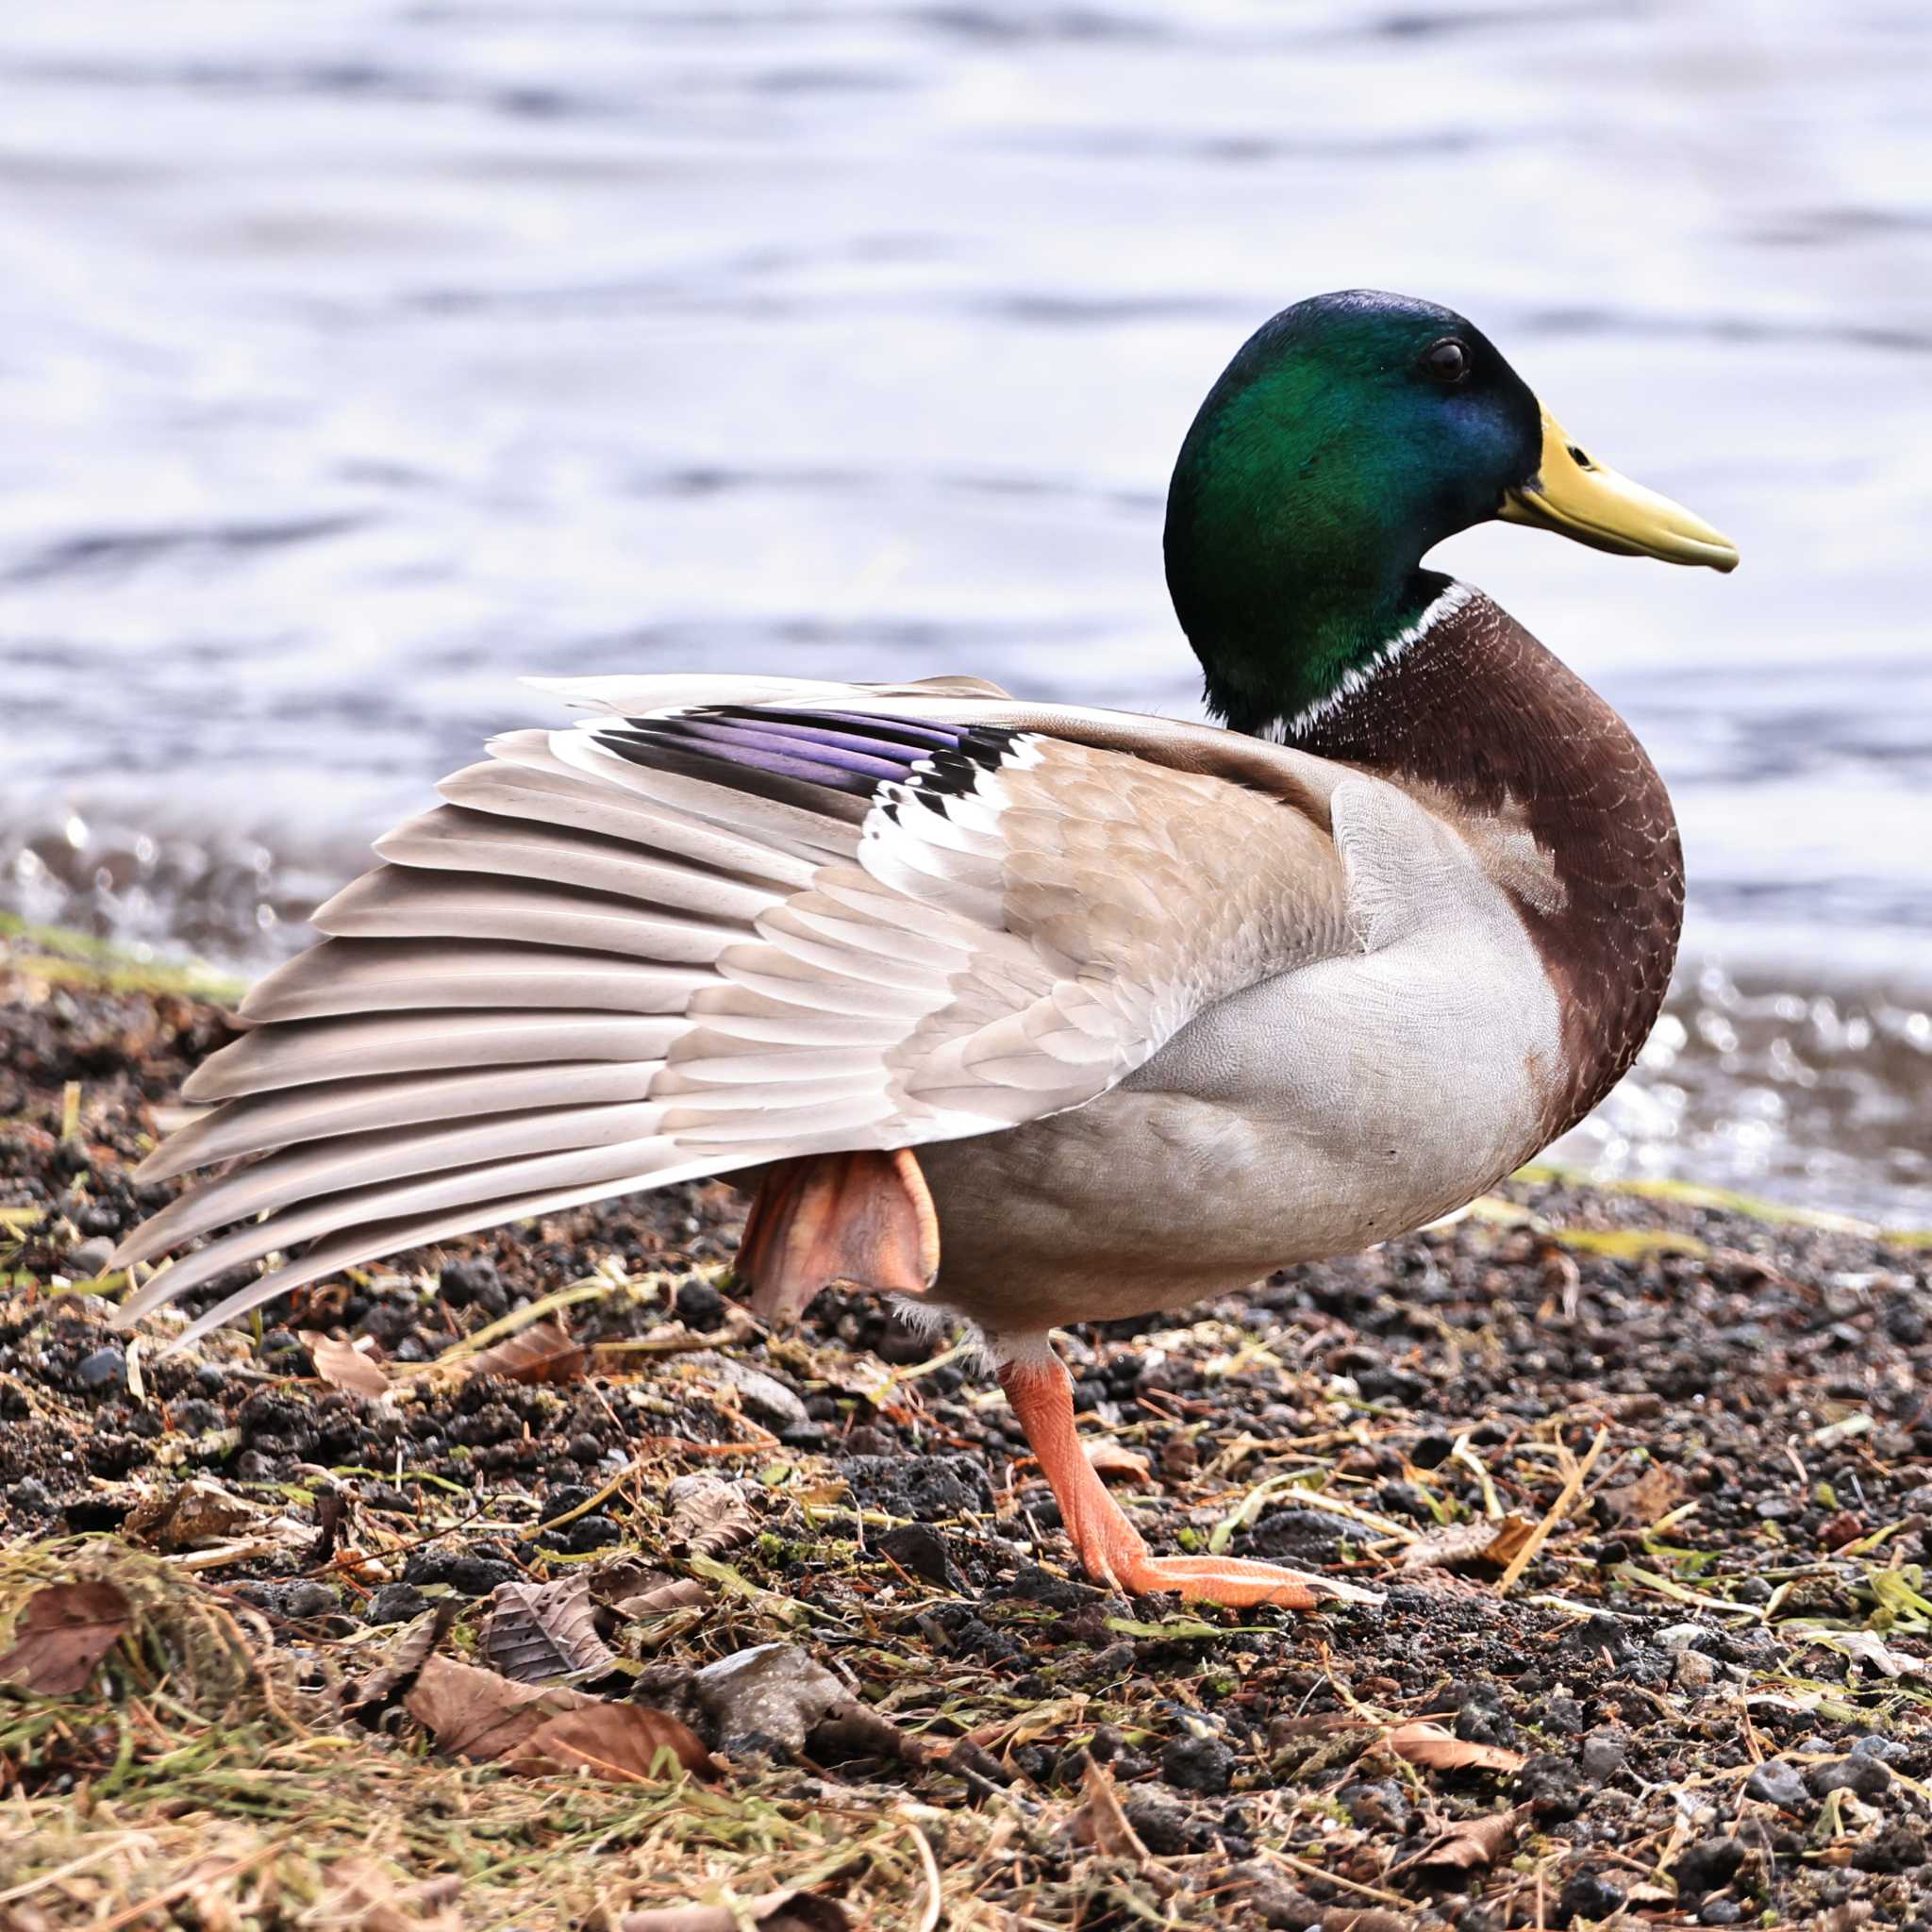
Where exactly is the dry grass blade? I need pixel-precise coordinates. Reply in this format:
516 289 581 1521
483 1574 618 1684
0 1578 130 1695
1067 1755 1151 1861
1495 1424 1610 1594
667 1474 758 1559
1383 1720 1525 1775
303 1329 391 1398
511 1702 715 1782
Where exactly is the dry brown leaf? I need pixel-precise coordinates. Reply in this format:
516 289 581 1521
0 1578 131 1696
614 1577 711 1617
453 1317 586 1387
1410 1804 1527 1874
1067 1755 1151 1861
124 1477 261 1552
302 1330 391 1398
311 1857 463 1932
483 1574 617 1684
349 1604 455 1719
1084 1439 1154 1484
1399 1514 1536 1574
511 1701 714 1782
1384 1720 1526 1775
666 1474 758 1559
405 1653 596 1760
614 1892 848 1932
1600 1459 1686 1530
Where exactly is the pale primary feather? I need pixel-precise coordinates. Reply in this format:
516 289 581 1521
112 675 1371 1341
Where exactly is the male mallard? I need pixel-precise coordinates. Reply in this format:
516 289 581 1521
114 291 1736 1610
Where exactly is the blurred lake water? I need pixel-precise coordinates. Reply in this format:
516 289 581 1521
1 1 1928 1220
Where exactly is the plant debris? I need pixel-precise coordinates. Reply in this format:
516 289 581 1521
7 948 1932 1926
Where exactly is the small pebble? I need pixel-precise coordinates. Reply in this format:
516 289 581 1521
1160 1732 1236 1796
1699 1900 1743 1926
1558 1872 1625 1922
1810 1754 1892 1799
1578 1731 1627 1782
364 1581 430 1624
1674 1649 1718 1690
1744 1758 1810 1809
75 1345 126 1391
68 1237 115 1276
1673 1837 1744 1895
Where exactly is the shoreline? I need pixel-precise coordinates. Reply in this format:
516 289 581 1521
5 934 1932 1927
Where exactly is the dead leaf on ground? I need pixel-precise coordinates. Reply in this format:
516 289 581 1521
406 1653 597 1760
311 1857 463 1932
124 1477 263 1552
1399 1514 1536 1574
511 1700 714 1782
302 1330 391 1399
1599 1459 1685 1530
1804 1626 1930 1680
349 1604 455 1719
483 1574 617 1684
1084 1439 1153 1484
448 1317 586 1387
612 1891 848 1932
615 1576 710 1617
1067 1755 1151 1861
1407 1804 1527 1874
666 1474 758 1559
0 1578 131 1695
1383 1720 1526 1775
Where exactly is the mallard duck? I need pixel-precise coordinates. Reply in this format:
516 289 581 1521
113 291 1736 1610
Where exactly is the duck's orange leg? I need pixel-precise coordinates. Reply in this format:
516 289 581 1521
996 1344 1382 1610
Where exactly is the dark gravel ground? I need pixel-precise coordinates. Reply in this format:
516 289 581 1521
6 944 1932 1930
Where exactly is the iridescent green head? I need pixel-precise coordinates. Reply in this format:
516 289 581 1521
1163 291 1737 737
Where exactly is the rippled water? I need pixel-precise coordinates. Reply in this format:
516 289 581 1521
2 2 1928 1221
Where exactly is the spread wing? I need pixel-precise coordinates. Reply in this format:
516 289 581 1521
112 675 1359 1343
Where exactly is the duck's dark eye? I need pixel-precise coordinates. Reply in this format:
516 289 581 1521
1423 338 1470 383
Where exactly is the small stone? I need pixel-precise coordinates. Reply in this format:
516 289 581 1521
1559 1871 1626 1923
438 1257 507 1315
876 1523 964 1590
68 1237 115 1276
238 1578 341 1621
1850 1734 1911 1765
364 1582 430 1625
694 1642 844 1758
1160 1732 1235 1796
1853 1824 1927 1873
1121 1799 1190 1857
1744 1758 1810 1809
1699 1900 1743 1926
402 1547 522 1597
1674 1650 1718 1690
75 1345 126 1391
1410 1433 1454 1470
1657 1622 1709 1652
1578 1731 1627 1782
696 1355 808 1433
1673 1837 1745 1896
1810 1755 1892 1799
8 1477 59 1519
674 1278 726 1331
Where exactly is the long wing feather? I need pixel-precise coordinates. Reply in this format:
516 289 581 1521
114 675 1357 1337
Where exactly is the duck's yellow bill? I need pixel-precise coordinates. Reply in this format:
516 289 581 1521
1499 407 1739 572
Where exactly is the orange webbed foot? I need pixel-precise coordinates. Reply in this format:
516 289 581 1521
997 1344 1384 1614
